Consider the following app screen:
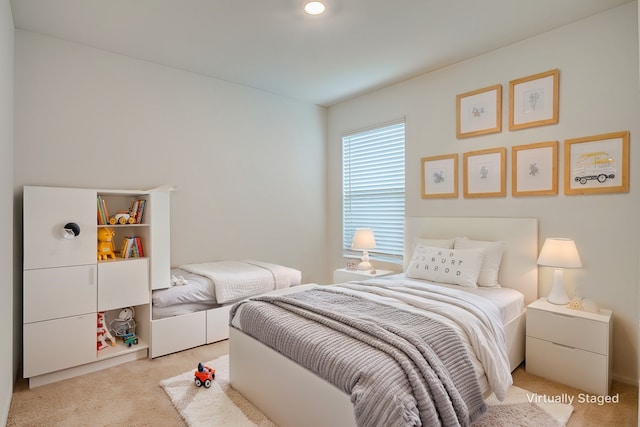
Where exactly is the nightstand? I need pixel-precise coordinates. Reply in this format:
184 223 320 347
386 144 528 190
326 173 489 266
526 298 612 395
333 268 395 283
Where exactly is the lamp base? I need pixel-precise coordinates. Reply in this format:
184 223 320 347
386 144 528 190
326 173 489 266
357 261 372 271
546 268 569 305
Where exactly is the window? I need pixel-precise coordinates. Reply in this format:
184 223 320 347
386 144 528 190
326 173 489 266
342 120 405 262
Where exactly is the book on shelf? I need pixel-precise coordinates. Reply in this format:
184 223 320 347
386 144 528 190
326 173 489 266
97 196 106 225
130 199 146 224
97 196 110 225
120 236 144 258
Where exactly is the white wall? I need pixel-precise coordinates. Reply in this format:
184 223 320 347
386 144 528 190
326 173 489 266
0 0 13 423
328 3 640 384
14 30 328 285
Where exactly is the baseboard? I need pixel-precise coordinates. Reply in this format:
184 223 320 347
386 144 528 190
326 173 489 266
611 372 639 387
27 348 147 388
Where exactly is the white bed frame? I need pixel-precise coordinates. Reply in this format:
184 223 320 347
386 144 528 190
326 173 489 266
230 217 539 427
150 304 232 358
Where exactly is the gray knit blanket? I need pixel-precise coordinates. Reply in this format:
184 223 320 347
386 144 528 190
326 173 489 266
231 287 487 426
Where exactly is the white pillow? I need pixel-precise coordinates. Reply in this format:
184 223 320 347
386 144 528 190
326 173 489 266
406 245 485 288
412 237 456 249
454 238 505 287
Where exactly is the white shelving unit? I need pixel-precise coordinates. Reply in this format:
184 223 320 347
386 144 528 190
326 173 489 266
22 186 170 387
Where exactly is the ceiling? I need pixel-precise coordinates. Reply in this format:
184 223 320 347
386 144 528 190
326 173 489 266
10 0 632 107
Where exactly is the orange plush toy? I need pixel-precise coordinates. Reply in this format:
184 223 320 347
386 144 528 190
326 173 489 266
97 228 116 260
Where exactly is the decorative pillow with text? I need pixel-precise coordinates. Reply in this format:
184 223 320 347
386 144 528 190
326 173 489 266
406 245 485 288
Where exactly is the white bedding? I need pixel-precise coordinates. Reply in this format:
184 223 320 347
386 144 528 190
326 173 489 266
338 276 513 400
152 269 216 308
179 259 301 304
232 275 516 401
153 260 302 311
381 273 525 325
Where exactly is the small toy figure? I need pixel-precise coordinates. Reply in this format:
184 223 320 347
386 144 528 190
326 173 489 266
97 311 116 350
194 363 216 388
109 211 136 225
97 227 116 260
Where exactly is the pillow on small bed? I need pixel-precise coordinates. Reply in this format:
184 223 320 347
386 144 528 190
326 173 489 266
406 245 485 288
412 237 456 249
454 238 505 287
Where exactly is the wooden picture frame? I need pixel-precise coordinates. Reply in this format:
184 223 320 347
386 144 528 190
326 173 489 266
512 141 558 197
509 69 559 130
456 84 502 138
421 154 458 199
564 131 630 195
463 147 506 198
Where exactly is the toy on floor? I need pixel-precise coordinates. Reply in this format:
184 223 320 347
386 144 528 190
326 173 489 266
194 363 216 388
97 227 116 260
97 311 116 350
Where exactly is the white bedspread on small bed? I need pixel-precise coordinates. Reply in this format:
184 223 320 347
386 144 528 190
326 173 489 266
178 259 301 304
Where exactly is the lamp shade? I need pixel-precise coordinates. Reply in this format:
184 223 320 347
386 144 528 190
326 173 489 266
351 228 376 250
537 238 582 269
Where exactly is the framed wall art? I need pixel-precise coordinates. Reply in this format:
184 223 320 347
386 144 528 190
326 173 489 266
564 131 629 195
463 147 506 198
512 141 558 197
509 69 559 131
456 84 502 138
421 154 458 199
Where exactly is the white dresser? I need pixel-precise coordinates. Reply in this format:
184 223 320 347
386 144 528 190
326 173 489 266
526 298 612 395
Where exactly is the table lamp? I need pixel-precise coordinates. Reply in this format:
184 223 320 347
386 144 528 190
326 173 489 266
351 228 376 271
537 238 582 304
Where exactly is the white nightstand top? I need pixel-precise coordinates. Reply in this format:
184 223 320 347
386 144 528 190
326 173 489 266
334 268 395 278
528 298 612 323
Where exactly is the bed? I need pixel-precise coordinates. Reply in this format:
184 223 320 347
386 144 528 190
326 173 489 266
149 259 301 357
229 217 538 427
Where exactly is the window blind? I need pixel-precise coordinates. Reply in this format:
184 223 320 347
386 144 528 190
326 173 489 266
342 121 405 261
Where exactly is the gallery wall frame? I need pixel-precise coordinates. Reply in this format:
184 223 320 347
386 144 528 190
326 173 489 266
456 84 502 138
564 131 629 195
512 141 558 197
463 147 507 198
509 69 559 131
421 154 458 199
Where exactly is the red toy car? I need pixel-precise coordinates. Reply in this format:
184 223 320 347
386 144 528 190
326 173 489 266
194 363 216 388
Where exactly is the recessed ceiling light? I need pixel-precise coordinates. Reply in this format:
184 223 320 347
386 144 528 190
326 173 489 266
304 1 326 15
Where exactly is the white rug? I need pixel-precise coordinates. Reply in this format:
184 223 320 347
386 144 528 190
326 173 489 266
161 355 573 427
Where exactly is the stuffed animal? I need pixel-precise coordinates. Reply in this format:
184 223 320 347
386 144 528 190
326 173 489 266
97 228 116 260
97 311 116 350
171 275 189 286
567 298 584 310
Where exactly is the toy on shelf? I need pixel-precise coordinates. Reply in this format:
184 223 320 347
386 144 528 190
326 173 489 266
194 363 216 388
120 332 139 347
97 311 116 350
109 211 136 225
109 306 136 342
97 227 116 260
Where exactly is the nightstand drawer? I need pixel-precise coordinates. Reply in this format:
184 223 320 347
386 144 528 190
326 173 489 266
526 336 609 395
527 307 608 355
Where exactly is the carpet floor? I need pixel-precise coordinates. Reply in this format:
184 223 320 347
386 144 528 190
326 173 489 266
7 340 638 426
161 354 572 427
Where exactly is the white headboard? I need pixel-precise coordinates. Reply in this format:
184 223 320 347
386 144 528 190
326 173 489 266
404 217 539 304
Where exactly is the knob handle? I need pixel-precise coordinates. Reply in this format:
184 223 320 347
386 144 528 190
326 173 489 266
62 222 81 239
